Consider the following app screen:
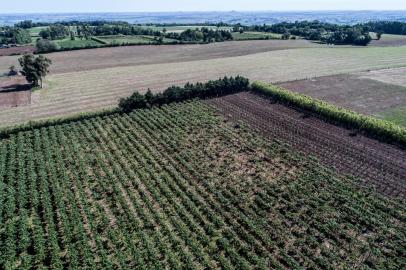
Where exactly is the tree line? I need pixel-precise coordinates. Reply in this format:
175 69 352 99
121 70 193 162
119 76 250 112
362 21 406 35
0 27 31 45
242 21 372 45
165 28 233 43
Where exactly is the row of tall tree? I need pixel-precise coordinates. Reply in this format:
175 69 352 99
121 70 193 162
242 21 372 45
165 28 233 43
119 76 250 112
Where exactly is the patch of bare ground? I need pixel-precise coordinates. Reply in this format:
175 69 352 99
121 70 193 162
208 92 406 201
0 76 31 108
277 74 406 116
0 45 35 56
0 40 321 74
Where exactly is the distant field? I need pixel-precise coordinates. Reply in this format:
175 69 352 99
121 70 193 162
232 31 283 40
370 32 406 47
28 26 47 37
144 25 232 33
97 35 177 45
0 40 323 74
54 38 103 49
1 45 406 126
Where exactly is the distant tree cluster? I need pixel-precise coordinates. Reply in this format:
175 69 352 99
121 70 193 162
39 24 70 40
242 21 372 46
14 20 33 29
362 21 406 35
119 76 249 112
0 27 31 45
80 25 162 38
165 28 233 43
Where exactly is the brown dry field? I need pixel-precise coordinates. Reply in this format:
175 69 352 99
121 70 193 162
0 40 322 74
0 45 36 57
370 34 406 47
358 67 406 87
0 76 31 108
0 42 406 127
278 73 406 116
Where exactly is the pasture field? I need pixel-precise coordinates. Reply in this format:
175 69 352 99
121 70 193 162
232 31 283 40
97 35 177 45
0 100 405 269
143 25 232 33
370 32 406 47
53 38 104 49
379 106 406 127
1 45 406 127
28 26 48 38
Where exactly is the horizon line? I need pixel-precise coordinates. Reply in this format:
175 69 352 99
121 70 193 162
1 9 406 14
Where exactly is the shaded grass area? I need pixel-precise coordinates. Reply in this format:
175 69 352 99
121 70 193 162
97 35 177 45
54 38 104 49
232 31 283 40
379 106 406 127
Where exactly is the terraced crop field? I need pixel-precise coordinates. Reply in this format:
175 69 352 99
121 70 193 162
0 100 405 269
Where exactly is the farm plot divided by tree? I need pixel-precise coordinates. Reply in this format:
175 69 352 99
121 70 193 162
0 101 405 269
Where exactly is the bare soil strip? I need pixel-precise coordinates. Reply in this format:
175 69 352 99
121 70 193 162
208 92 406 201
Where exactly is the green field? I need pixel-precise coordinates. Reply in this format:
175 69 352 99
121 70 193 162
144 25 232 33
53 38 103 49
0 100 404 269
232 31 283 40
97 35 177 45
380 106 406 127
28 26 48 38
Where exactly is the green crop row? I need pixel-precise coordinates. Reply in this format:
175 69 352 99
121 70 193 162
252 81 406 147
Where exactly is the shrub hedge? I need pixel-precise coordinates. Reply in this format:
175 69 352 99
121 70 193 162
252 81 406 147
119 76 250 112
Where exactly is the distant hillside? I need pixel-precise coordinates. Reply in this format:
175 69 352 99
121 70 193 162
1 10 406 26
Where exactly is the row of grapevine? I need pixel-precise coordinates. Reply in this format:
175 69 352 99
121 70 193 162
0 100 404 269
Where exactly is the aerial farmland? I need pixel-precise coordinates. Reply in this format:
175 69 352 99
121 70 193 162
0 6 405 270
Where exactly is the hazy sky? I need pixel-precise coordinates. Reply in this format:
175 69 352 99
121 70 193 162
2 0 406 13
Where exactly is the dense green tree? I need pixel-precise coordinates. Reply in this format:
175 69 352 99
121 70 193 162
0 27 31 44
36 39 58 53
18 54 52 88
14 20 33 29
39 24 70 40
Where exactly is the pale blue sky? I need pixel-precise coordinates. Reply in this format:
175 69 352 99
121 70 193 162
3 0 406 13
